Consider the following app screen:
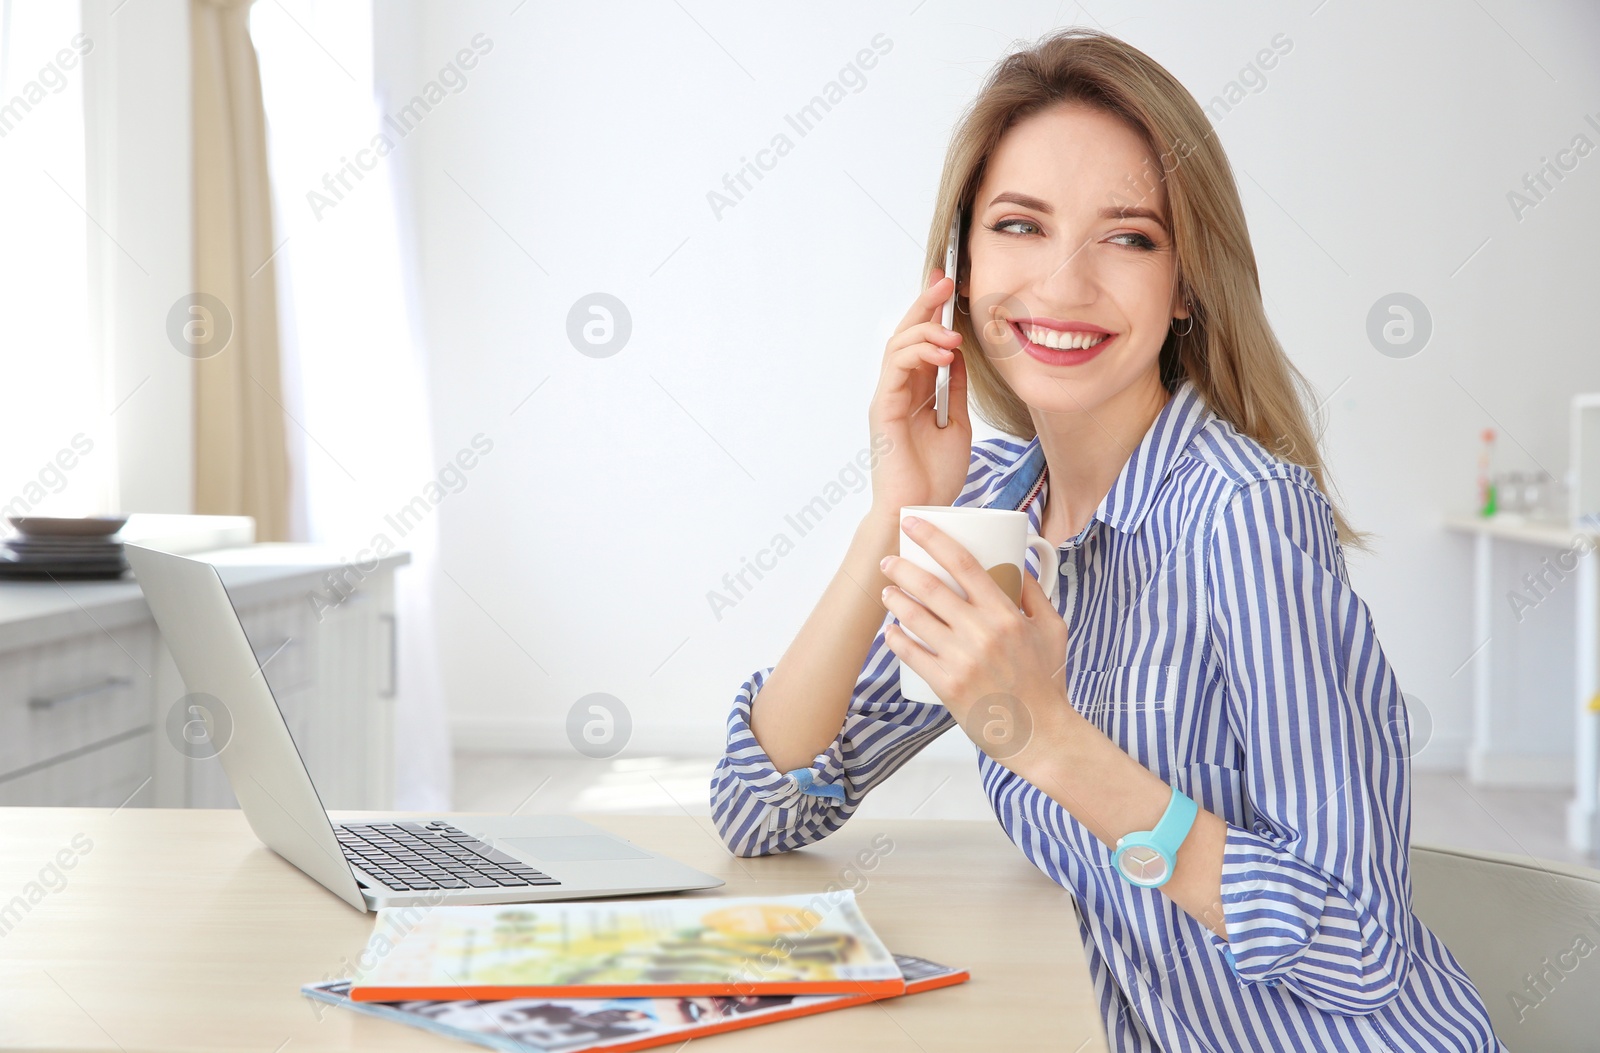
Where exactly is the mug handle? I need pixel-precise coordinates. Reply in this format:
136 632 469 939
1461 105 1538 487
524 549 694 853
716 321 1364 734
1024 534 1059 602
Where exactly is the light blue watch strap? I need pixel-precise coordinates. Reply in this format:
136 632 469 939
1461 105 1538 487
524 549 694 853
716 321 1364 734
1151 785 1199 851
784 766 844 801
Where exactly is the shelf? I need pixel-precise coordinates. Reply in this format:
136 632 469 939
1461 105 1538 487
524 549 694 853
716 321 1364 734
1443 513 1596 548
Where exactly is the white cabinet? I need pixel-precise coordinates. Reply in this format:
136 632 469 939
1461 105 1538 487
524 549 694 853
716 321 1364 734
0 621 156 806
0 544 406 811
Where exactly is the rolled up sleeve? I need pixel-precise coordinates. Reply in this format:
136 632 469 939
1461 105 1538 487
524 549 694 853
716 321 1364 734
1203 473 1414 1016
710 609 958 857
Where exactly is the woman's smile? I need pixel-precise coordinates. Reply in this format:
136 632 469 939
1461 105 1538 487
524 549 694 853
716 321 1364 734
1010 317 1118 366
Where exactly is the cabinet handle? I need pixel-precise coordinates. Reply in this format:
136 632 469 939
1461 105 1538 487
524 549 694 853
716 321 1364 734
29 676 134 710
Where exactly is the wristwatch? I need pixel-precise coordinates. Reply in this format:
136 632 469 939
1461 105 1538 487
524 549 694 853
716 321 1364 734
1112 786 1198 888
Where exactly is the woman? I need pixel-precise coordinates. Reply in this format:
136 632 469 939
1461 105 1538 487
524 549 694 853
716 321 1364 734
710 27 1504 1052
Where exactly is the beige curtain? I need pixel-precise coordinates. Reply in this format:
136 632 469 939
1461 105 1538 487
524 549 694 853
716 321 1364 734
190 0 290 541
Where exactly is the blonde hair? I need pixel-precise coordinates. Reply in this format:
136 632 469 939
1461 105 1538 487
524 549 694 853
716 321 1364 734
929 27 1368 550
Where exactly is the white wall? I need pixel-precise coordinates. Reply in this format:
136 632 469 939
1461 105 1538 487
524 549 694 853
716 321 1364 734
370 1 1600 769
81 0 194 515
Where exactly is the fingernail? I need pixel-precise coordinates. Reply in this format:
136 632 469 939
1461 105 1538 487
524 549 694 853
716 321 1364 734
880 556 892 571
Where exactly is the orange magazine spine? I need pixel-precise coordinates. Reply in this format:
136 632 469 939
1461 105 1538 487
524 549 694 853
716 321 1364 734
592 991 881 1053
348 976 908 1003
566 967 973 1053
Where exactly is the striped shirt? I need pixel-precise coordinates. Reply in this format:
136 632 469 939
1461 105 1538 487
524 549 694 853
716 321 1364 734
710 377 1506 1052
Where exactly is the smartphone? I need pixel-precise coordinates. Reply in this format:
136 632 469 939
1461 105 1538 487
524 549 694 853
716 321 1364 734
935 206 961 429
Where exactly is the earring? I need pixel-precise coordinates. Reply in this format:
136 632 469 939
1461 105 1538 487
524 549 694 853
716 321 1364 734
1172 299 1194 337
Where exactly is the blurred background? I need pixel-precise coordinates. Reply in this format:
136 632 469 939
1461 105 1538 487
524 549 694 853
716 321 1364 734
3 0 1599 864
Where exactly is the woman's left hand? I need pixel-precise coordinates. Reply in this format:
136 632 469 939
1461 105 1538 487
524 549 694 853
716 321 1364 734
880 515 1073 766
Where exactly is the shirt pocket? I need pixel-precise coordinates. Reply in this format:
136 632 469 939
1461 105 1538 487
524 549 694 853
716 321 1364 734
1068 663 1176 783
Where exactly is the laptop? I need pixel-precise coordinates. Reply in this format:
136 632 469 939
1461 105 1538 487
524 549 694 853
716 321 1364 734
125 543 725 912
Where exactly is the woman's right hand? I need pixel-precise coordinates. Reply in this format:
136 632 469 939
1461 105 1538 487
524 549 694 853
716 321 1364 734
866 267 974 524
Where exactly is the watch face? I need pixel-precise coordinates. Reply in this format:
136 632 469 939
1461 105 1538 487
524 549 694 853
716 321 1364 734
1117 844 1169 885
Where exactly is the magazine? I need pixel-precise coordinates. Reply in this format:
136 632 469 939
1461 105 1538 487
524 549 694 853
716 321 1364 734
306 953 967 1053
345 891 904 1002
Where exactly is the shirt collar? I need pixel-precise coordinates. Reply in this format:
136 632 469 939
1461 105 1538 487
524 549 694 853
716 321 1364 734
981 377 1214 537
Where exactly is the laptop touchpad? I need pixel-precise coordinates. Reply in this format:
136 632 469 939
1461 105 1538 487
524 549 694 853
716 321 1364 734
502 835 651 862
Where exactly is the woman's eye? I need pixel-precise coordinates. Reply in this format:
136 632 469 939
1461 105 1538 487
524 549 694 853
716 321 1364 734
989 218 1041 236
1110 231 1157 250
988 220 1156 250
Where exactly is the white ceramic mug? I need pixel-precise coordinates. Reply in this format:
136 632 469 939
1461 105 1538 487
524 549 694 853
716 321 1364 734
894 505 1060 705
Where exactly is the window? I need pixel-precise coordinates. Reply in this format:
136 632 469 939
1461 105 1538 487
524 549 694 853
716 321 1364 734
0 0 107 523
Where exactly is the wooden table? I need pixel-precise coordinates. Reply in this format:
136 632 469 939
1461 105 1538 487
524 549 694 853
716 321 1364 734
0 808 1109 1052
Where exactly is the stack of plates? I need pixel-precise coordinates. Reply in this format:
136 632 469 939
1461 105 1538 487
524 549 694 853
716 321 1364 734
0 516 130 579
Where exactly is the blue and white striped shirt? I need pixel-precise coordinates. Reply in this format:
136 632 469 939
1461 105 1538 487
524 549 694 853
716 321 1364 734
710 377 1506 1052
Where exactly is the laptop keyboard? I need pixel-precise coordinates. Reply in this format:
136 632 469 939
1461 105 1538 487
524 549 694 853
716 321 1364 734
337 820 560 891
